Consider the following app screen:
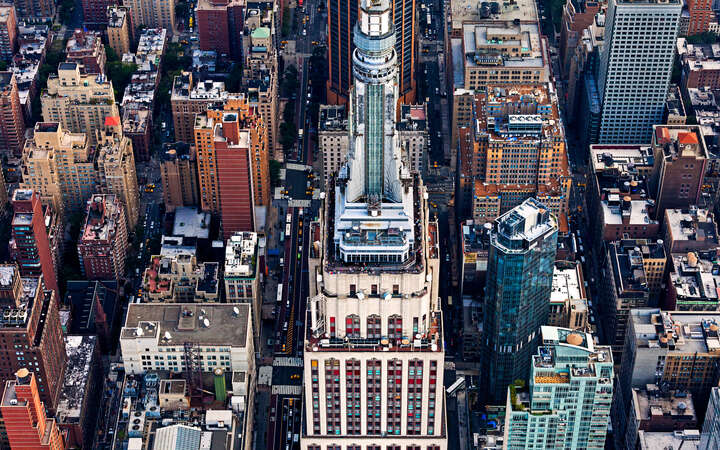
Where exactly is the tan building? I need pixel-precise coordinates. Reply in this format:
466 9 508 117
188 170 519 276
78 194 128 280
244 27 279 159
96 116 140 229
42 62 119 147
171 72 227 143
450 22 549 151
0 71 26 158
124 0 175 34
463 85 571 225
107 6 132 56
160 143 199 212
21 122 97 213
245 78 279 162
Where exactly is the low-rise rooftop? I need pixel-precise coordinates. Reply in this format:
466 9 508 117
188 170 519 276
173 207 211 239
56 335 97 425
225 232 258 278
121 303 250 347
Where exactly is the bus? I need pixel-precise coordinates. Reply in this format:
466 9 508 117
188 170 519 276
277 285 283 303
285 223 291 235
286 213 292 224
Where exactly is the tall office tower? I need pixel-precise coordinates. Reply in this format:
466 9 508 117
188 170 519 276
483 198 558 403
650 125 708 218
504 327 613 449
459 85 572 226
0 265 67 412
0 72 26 158
77 194 128 280
96 117 140 229
559 0 600 77
160 143 200 212
196 0 244 60
41 62 119 147
597 0 681 144
107 6 133 56
0 5 17 61
302 1 446 447
10 189 60 296
195 97 268 238
124 0 175 34
81 0 118 28
1 369 65 450
327 0 416 104
12 0 55 20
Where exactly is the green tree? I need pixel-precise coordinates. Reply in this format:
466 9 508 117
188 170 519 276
107 61 138 101
282 7 291 37
226 62 243 92
279 121 297 150
269 160 282 187
280 65 299 97
686 32 719 45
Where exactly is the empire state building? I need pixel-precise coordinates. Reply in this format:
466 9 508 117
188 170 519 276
301 0 447 447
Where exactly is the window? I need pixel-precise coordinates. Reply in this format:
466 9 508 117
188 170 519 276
371 284 378 295
388 315 402 339
367 315 381 339
349 284 356 296
346 315 360 337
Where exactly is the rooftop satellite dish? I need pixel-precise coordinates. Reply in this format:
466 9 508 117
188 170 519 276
203 318 210 327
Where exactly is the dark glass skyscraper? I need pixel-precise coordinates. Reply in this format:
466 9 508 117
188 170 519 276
483 198 558 403
326 0 416 105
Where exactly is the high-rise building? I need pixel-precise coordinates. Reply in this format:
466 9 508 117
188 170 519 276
41 62 119 147
0 265 67 412
12 0 55 20
0 5 18 61
597 0 681 144
21 122 96 213
1 369 65 450
107 6 133 56
65 30 106 74
77 194 128 281
302 0 446 447
318 104 349 188
459 85 572 225
81 0 118 28
483 198 558 403
122 107 152 161
196 0 244 60
171 73 227 143
96 116 140 229
0 71 26 158
559 0 600 78
124 0 175 34
650 125 708 217
326 0 416 104
243 23 280 159
10 189 60 296
195 95 269 237
504 327 613 449
160 143 199 212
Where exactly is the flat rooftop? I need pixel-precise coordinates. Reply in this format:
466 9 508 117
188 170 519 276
121 303 250 347
173 207 211 239
631 310 720 355
462 22 545 69
56 335 97 423
225 232 258 278
450 0 538 29
551 263 584 304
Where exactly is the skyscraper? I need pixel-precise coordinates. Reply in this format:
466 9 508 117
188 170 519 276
0 71 26 158
504 327 613 449
483 198 558 403
302 0 446 446
597 0 681 144
10 189 60 296
327 0 416 104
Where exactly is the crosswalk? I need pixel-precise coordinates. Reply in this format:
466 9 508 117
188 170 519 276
272 385 303 396
273 357 303 367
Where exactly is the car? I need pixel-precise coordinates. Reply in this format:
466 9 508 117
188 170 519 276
181 39 189 45
302 29 307 36
283 321 288 331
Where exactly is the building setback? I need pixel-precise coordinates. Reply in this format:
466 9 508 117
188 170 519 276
1 369 65 450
